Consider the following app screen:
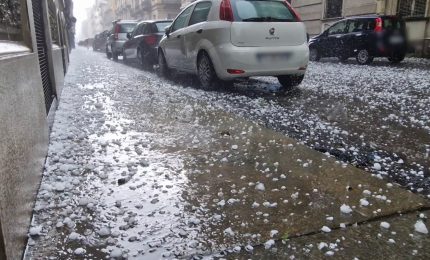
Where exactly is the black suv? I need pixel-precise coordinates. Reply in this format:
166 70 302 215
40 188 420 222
309 15 407 65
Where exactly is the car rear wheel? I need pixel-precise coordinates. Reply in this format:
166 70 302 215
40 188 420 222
277 75 304 90
158 51 171 78
356 49 373 65
309 48 320 62
197 52 221 90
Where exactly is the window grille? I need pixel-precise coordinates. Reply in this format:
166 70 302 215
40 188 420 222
48 0 59 44
32 0 56 114
325 0 343 19
398 0 427 17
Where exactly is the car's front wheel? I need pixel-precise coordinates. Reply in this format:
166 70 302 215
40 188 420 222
139 49 152 70
158 51 171 78
277 75 304 90
198 52 222 89
123 49 128 64
356 49 373 65
106 47 112 59
112 46 118 61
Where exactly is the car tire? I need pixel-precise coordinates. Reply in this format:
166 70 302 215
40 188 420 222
309 48 320 62
139 49 152 70
356 49 373 65
106 47 112 59
112 52 118 61
158 50 171 78
123 50 128 64
197 52 222 90
277 75 304 90
388 54 405 64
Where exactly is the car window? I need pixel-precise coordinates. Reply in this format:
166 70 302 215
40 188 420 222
347 20 365 33
383 18 404 30
154 22 172 32
143 24 152 34
328 21 347 35
232 0 298 22
120 23 137 33
132 24 142 37
171 6 194 32
189 2 212 26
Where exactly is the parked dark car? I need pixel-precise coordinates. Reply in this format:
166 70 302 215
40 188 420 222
122 20 172 69
308 15 408 65
106 20 137 61
93 30 109 52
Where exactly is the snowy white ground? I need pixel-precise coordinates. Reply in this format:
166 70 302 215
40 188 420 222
167 57 430 195
24 49 430 259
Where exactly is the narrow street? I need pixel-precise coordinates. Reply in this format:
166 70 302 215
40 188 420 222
24 48 430 259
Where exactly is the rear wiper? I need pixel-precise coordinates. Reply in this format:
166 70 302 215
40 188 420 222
242 17 293 22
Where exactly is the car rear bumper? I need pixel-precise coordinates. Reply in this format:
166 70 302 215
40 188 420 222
211 43 309 80
112 41 126 53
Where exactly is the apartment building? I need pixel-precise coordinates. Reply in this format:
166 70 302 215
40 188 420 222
291 0 430 57
110 0 181 20
0 0 74 258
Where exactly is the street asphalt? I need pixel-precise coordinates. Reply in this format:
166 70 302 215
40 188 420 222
25 48 430 259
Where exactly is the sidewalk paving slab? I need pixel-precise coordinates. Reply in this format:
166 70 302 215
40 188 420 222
222 210 430 259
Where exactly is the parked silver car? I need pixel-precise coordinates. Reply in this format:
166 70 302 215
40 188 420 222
158 0 309 89
106 20 137 61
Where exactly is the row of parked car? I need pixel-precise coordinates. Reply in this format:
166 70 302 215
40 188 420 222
94 0 408 89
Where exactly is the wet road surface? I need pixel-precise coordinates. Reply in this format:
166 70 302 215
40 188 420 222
24 49 430 259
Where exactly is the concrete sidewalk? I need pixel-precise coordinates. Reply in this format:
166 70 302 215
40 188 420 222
25 49 430 259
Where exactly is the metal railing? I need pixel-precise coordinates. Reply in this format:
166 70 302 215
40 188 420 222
398 0 427 18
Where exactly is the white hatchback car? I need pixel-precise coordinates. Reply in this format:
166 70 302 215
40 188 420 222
158 0 309 89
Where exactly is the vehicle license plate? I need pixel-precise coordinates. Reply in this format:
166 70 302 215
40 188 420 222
256 52 291 63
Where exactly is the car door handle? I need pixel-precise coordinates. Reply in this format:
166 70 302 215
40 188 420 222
196 29 203 34
177 35 181 38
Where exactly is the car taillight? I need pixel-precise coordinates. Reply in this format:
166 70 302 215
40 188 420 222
220 0 234 22
227 69 245 74
144 35 157 46
375 17 383 32
114 24 120 40
285 1 302 22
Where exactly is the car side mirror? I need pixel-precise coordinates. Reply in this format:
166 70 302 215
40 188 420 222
127 33 132 39
165 26 171 37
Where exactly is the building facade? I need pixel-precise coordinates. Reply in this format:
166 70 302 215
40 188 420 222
0 0 74 259
292 0 430 57
89 0 182 34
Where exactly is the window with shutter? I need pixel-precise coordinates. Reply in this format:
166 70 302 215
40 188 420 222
325 0 343 19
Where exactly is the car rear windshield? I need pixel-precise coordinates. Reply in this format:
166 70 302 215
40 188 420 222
120 23 137 33
154 22 172 32
383 18 404 30
231 0 298 22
